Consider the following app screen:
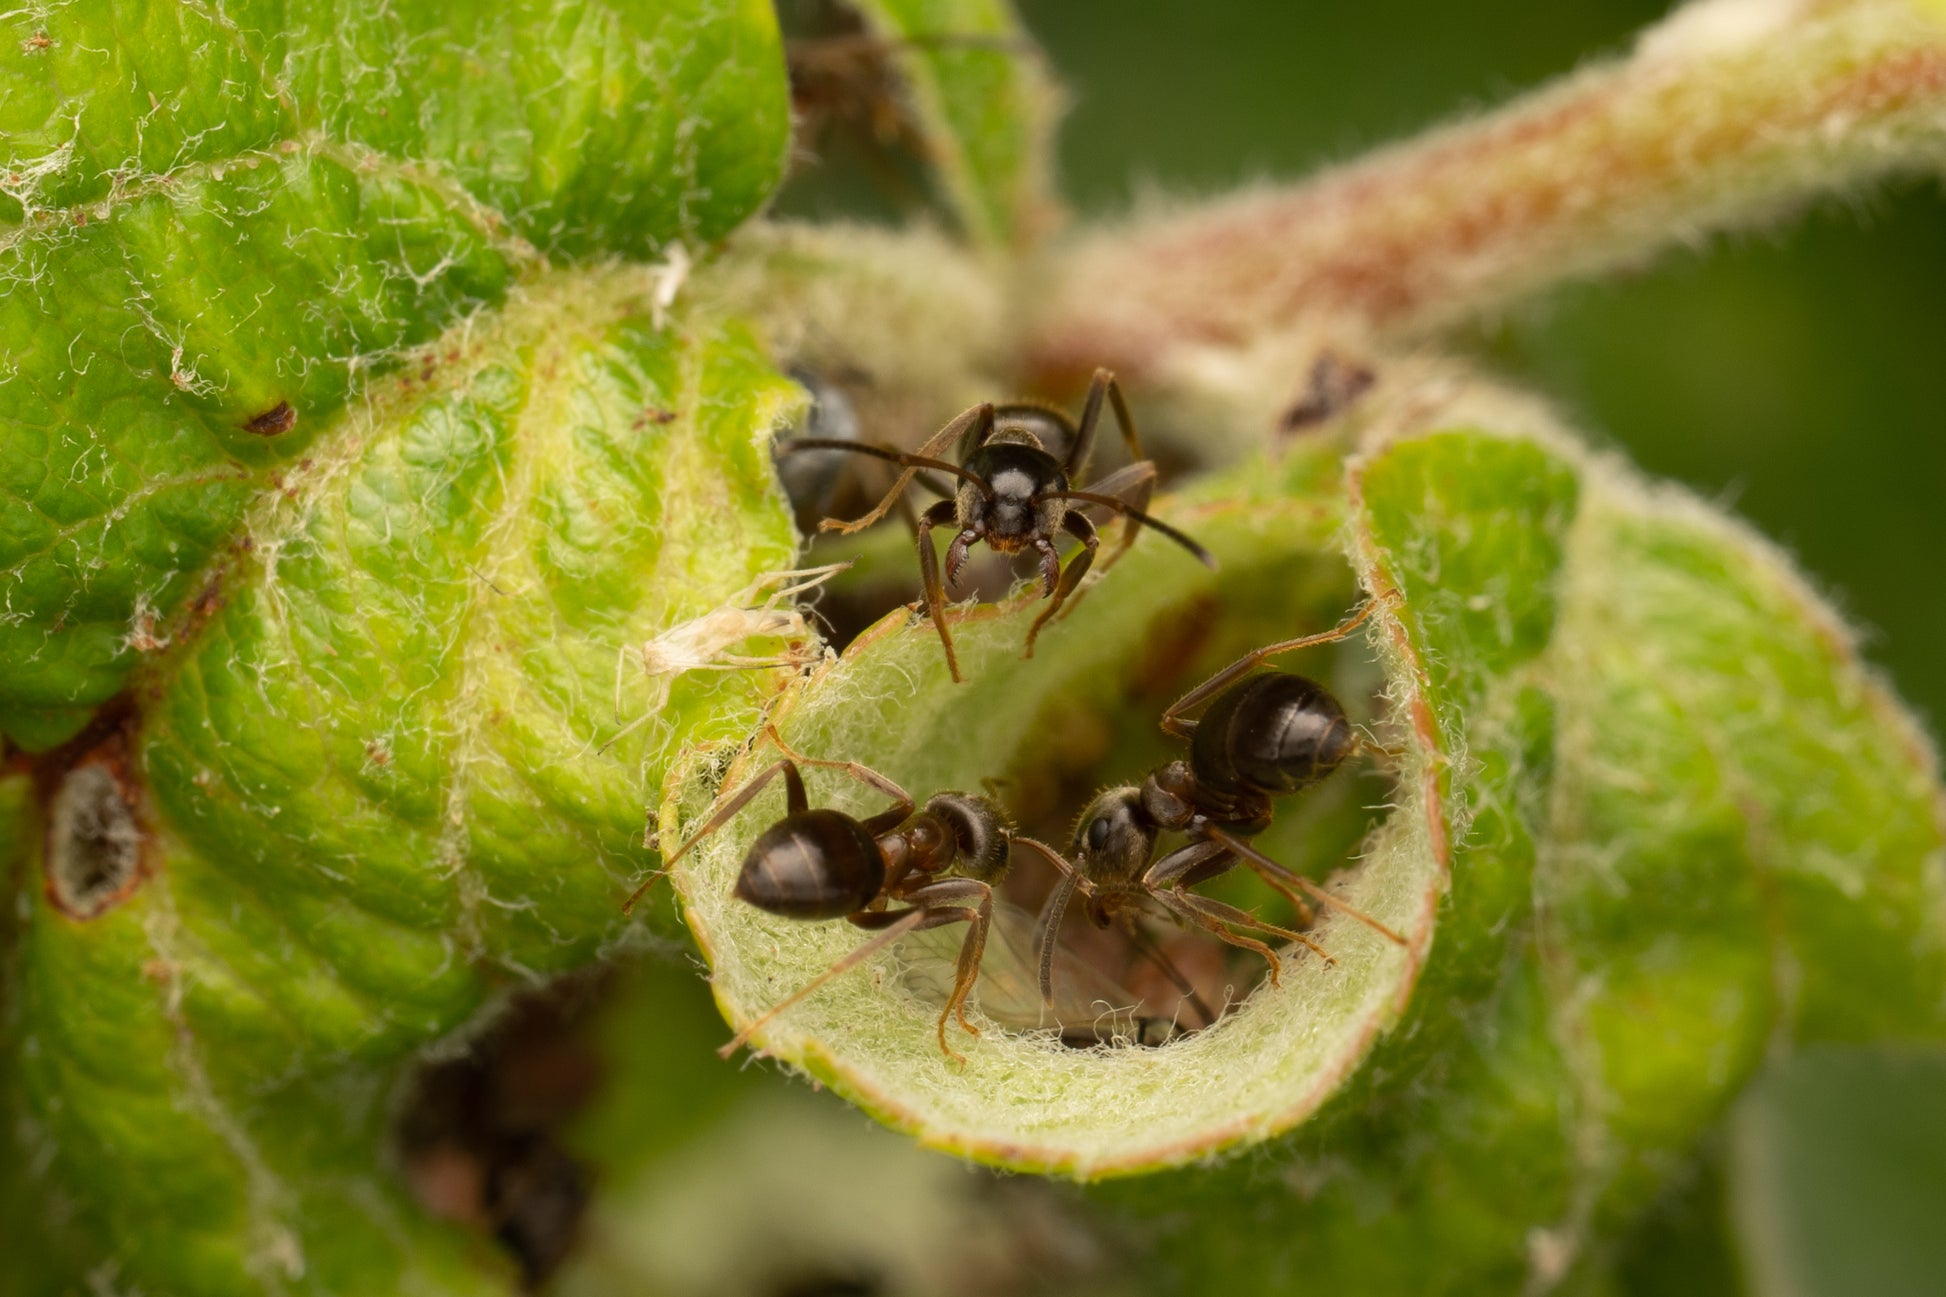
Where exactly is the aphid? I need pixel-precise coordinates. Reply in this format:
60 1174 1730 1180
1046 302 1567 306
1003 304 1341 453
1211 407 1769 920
627 731 1071 1064
1035 603 1409 1008
599 565 843 754
777 368 1217 682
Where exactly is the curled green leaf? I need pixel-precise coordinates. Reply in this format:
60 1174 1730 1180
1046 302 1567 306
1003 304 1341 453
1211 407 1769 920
669 400 1946 1289
4 269 806 1295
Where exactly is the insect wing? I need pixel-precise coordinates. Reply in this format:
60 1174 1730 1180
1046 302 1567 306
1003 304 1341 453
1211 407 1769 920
897 900 1181 1047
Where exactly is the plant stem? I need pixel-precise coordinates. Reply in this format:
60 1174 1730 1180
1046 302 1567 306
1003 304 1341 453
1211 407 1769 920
1026 0 1946 386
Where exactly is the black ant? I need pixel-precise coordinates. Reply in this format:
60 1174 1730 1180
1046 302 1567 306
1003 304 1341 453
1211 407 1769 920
1034 602 1409 1009
777 368 1217 682
625 730 1071 1065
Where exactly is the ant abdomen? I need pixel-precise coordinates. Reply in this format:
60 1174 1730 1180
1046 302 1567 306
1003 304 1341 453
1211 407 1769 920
1192 673 1355 797
733 811 885 919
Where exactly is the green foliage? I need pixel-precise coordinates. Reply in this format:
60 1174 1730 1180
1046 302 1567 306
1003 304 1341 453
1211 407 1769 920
0 0 789 746
5 272 803 1296
0 3 810 1289
3 1 1944 1294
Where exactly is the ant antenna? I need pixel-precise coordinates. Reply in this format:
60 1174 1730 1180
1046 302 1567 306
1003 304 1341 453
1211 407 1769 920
781 438 995 502
1032 489 1217 568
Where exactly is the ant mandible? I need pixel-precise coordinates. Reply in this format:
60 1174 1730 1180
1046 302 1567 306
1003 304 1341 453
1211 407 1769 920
777 368 1217 682
1035 602 1409 1008
625 729 1069 1065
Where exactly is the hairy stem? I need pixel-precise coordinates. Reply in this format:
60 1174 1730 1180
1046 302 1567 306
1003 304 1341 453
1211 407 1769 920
1026 0 1946 385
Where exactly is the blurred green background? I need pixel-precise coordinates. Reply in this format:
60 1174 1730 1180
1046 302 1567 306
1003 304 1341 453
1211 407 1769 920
1016 0 1946 731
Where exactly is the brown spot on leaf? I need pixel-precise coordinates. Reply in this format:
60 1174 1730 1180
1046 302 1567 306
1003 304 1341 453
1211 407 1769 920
243 401 297 436
38 716 151 921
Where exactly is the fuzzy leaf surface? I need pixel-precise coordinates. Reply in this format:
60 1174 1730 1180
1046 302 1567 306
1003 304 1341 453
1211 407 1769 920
2 268 804 1294
0 0 788 746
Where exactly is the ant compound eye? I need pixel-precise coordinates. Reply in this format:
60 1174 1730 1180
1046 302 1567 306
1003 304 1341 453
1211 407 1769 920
1086 815 1111 854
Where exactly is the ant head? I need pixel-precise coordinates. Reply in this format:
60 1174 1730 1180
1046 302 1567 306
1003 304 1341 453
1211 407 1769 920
959 438 1068 548
920 792 1013 882
734 809 885 919
1070 786 1155 885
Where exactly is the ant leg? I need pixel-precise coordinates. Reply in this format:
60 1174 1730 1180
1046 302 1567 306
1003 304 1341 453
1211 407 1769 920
1140 836 1233 891
716 906 933 1060
807 401 990 535
1166 887 1334 964
760 725 915 829
785 438 980 536
916 498 964 683
946 400 1001 462
1062 368 1143 483
1023 512 1098 659
785 402 987 538
622 758 803 915
901 878 994 1051
1141 838 1334 966
1143 889 1291 987
1204 826 1406 945
1159 601 1381 738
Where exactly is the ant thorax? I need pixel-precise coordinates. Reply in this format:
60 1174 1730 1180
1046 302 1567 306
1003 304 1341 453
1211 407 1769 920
1149 758 1274 837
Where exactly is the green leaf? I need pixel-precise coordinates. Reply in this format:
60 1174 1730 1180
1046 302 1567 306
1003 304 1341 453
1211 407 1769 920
0 0 789 747
1729 1046 1946 1297
844 0 1062 249
669 412 1946 1288
670 441 1436 1173
3 269 805 1295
